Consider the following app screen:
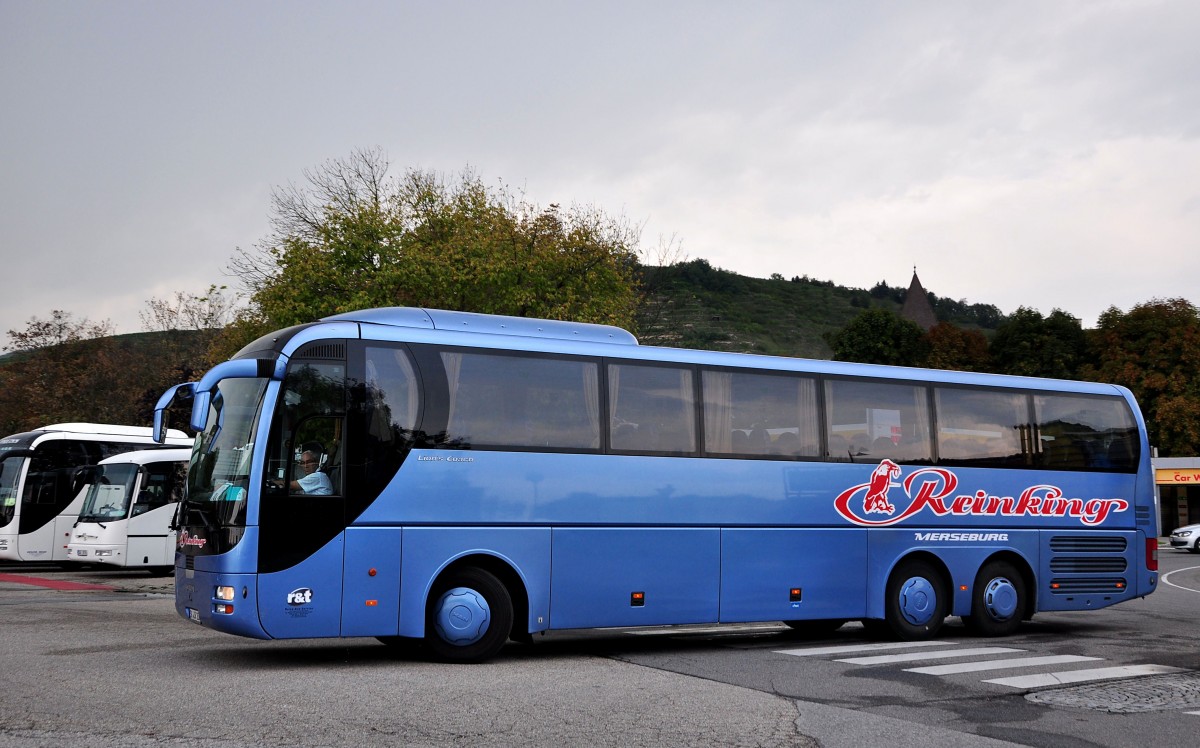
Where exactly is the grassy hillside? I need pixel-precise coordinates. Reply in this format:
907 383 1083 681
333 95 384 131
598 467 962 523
634 260 1003 359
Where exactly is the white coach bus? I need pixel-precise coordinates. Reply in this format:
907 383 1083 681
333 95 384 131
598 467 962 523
0 424 191 562
67 448 191 572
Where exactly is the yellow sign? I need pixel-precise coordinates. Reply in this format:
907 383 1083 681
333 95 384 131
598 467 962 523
1156 469 1200 485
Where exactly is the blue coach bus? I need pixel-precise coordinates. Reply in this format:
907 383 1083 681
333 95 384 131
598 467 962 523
155 307 1158 662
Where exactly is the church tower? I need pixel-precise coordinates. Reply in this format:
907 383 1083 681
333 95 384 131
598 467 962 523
900 268 938 331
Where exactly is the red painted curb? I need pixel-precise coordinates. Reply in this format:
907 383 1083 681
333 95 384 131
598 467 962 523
0 573 116 591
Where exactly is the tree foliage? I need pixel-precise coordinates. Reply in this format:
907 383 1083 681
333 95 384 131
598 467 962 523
988 307 1087 379
1081 298 1200 456
217 149 642 358
827 309 929 367
0 311 121 432
923 322 991 372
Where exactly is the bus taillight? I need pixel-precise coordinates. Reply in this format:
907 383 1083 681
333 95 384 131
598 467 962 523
1146 538 1158 572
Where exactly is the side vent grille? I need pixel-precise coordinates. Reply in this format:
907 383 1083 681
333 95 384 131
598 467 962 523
1048 536 1127 553
1136 506 1151 526
185 555 195 571
1049 557 1127 573
294 342 346 360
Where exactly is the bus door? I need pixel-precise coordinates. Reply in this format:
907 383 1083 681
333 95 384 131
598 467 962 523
256 359 349 639
20 439 92 562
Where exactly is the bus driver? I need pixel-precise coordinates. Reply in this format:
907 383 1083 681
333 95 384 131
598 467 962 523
275 449 333 495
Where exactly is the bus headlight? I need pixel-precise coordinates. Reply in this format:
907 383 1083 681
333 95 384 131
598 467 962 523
215 586 236 601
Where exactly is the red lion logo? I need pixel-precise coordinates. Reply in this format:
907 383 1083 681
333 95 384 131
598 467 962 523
863 459 901 514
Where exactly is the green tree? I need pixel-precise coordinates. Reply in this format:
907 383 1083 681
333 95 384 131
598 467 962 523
988 307 1086 379
1081 298 1200 456
826 309 928 366
219 149 642 357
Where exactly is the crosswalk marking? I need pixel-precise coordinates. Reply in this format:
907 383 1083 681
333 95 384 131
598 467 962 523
838 646 1023 666
905 654 1102 675
983 664 1186 688
775 640 950 657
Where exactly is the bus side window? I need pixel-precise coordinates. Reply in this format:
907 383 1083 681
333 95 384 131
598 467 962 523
824 379 932 464
934 387 1027 467
1034 394 1138 471
609 363 695 454
703 370 819 458
441 350 599 451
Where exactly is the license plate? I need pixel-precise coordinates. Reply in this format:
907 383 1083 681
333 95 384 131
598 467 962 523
75 550 87 557
188 607 200 622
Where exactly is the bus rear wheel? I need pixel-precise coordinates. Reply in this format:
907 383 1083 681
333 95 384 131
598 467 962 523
424 567 513 663
963 561 1026 637
884 559 947 640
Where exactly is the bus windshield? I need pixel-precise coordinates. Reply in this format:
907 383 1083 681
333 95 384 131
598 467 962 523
77 464 139 523
184 377 269 528
0 457 22 528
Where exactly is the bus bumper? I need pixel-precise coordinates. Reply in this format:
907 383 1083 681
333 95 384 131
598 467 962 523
175 566 270 639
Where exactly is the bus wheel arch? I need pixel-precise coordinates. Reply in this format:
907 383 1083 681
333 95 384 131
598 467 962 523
423 555 527 662
881 552 952 640
963 553 1032 637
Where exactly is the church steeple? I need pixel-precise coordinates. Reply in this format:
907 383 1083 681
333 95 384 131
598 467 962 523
900 267 938 331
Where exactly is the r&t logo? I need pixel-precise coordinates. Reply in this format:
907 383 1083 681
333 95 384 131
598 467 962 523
287 588 313 606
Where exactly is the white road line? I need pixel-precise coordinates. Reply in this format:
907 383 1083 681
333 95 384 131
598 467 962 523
984 664 1186 689
775 640 953 657
839 646 1023 666
1160 565 1200 594
905 654 1102 676
1185 710 1200 716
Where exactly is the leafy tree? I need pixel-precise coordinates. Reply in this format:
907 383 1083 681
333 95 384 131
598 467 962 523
1081 298 1200 456
988 307 1086 379
923 322 991 372
0 311 122 432
826 309 928 366
218 149 642 358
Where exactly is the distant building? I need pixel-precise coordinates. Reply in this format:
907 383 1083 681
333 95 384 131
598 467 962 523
900 269 938 331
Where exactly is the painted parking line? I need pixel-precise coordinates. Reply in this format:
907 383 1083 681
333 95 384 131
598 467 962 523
983 664 1186 689
776 640 952 657
0 572 114 591
839 646 1023 666
906 654 1102 676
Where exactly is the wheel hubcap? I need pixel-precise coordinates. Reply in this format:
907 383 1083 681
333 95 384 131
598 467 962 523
434 586 491 645
898 576 937 626
982 577 1018 620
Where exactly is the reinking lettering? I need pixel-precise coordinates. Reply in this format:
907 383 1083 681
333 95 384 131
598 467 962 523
178 530 207 549
835 463 1128 528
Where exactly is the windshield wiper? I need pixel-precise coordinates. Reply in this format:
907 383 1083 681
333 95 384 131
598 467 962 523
184 502 218 532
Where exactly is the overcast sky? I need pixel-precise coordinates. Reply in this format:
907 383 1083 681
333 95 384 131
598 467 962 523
3 0 1198 344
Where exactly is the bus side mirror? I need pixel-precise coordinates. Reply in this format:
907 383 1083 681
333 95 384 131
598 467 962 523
71 466 98 498
154 383 196 443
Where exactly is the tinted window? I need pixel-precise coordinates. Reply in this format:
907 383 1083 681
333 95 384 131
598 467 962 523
1035 394 1138 471
704 370 819 457
443 351 599 450
825 380 932 463
609 363 695 453
935 388 1029 467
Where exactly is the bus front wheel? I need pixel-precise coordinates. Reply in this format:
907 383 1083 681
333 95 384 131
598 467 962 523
884 559 947 640
425 567 513 663
963 561 1026 637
